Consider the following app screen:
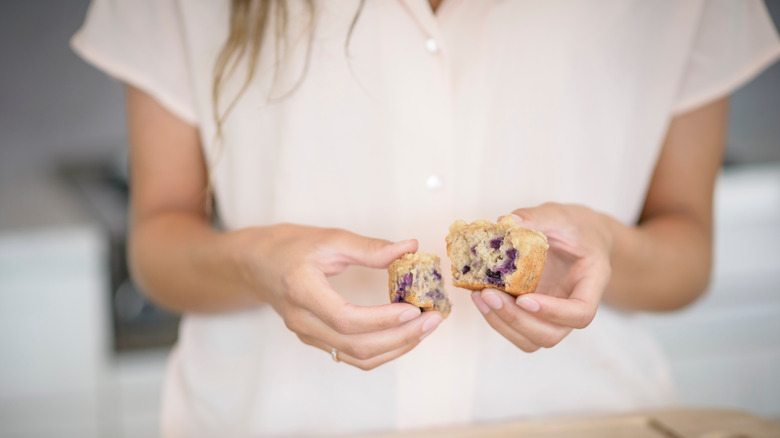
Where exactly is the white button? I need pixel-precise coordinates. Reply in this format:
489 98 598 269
426 174 444 190
425 38 440 54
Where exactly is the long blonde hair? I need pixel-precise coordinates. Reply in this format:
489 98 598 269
206 0 364 213
211 0 365 136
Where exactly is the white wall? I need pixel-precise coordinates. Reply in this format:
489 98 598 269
0 0 125 180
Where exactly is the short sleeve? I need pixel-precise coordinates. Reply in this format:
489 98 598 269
673 0 780 115
70 0 199 125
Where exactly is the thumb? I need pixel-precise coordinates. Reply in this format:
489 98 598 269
506 203 567 235
333 231 418 269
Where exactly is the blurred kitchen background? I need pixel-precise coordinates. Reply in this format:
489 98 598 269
1 1 779 437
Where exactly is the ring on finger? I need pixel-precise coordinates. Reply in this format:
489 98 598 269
331 347 340 362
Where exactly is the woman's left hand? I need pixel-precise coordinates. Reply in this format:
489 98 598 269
471 203 613 352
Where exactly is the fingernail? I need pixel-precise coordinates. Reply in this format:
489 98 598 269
399 307 421 323
420 316 442 340
472 292 490 314
517 296 540 312
482 291 503 310
510 214 523 224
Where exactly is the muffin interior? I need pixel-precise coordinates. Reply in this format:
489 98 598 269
450 227 519 288
390 253 451 317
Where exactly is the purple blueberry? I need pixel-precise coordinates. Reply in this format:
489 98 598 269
461 265 471 274
429 289 451 314
496 248 519 274
490 237 503 249
395 272 414 302
432 269 442 281
485 269 501 279
398 273 413 291
425 289 443 300
485 269 504 286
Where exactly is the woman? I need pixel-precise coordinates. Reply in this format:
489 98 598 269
72 0 780 436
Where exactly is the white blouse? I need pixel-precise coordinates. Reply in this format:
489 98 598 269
72 1 780 436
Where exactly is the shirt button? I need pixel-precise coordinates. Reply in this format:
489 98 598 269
425 38 440 54
426 174 444 190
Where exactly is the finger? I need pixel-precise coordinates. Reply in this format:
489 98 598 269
504 203 576 238
298 333 424 371
294 308 443 361
328 230 418 269
288 267 425 334
514 261 608 329
476 289 571 349
471 292 542 352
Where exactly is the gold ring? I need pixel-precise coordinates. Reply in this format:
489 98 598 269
331 347 339 362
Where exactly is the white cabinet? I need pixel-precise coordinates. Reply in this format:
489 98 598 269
0 226 167 437
0 227 107 437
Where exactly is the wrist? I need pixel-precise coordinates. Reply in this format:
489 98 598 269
225 226 274 304
595 210 621 257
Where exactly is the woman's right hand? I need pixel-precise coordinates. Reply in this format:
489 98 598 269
235 224 443 370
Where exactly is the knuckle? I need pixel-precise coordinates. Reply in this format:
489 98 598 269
599 260 613 279
405 328 422 346
348 343 375 361
545 306 564 322
280 307 311 336
295 334 313 346
511 208 531 221
518 342 540 353
281 275 307 304
541 202 564 215
505 309 523 327
330 314 354 334
573 309 596 329
570 203 589 215
354 360 377 371
281 269 297 286
322 227 345 244
282 313 304 335
537 333 563 349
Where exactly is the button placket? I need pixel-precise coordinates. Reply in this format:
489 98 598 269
418 27 454 200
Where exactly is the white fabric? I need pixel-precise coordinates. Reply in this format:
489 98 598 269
71 0 780 436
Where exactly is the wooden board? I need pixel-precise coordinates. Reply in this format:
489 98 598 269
343 409 780 438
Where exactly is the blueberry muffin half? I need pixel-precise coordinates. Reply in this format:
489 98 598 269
388 252 451 318
446 216 548 296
